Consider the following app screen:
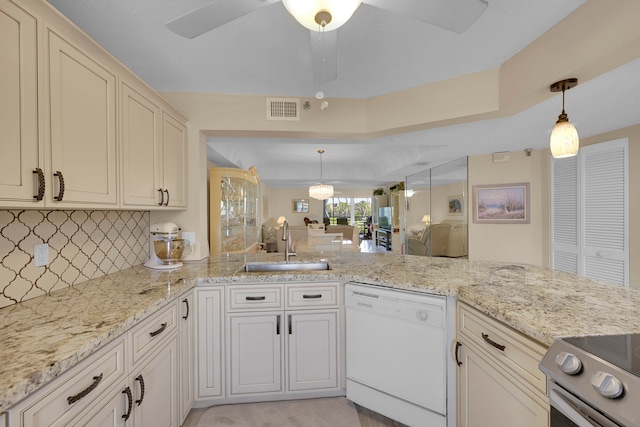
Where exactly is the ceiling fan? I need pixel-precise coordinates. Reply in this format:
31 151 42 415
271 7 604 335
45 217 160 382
166 0 488 84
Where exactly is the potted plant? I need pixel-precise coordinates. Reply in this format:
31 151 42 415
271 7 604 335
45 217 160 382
373 188 385 196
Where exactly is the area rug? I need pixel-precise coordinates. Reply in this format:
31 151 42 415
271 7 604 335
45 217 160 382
196 397 361 427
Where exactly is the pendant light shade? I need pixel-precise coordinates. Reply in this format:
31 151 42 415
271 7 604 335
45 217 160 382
282 0 362 32
309 149 334 200
549 79 579 158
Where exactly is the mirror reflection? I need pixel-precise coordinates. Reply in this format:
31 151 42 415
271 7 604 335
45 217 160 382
405 157 468 258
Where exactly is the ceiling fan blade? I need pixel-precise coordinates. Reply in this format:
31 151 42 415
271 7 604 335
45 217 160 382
166 0 281 39
362 0 488 33
310 30 338 84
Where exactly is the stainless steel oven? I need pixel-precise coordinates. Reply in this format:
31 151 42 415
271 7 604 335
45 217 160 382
540 334 640 427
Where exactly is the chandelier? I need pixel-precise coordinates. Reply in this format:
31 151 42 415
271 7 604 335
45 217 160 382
549 78 579 158
282 0 362 32
309 149 334 200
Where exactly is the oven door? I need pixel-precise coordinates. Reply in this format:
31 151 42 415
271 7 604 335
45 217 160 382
548 382 622 427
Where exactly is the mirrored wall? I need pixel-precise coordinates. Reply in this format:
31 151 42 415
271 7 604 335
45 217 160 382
405 157 468 258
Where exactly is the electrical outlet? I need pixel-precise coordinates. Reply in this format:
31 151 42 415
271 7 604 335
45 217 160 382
34 244 49 267
182 232 195 246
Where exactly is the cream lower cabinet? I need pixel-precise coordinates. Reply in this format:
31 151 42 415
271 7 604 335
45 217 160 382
456 302 549 427
8 300 183 427
211 282 342 404
194 288 224 401
179 292 195 424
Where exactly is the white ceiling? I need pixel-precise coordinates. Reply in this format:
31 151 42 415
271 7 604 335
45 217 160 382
48 0 640 189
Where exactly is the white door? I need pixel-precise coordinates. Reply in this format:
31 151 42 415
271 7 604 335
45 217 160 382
228 313 283 395
288 311 338 391
551 138 629 285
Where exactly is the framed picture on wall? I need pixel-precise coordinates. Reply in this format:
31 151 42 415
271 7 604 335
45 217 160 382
448 195 463 216
292 199 309 213
472 182 530 224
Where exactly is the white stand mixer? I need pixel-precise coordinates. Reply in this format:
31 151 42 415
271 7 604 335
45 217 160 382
144 222 184 270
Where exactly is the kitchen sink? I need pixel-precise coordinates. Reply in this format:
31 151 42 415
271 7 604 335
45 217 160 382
239 261 330 273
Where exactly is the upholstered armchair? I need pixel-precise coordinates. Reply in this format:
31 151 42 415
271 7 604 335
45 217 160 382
407 223 452 256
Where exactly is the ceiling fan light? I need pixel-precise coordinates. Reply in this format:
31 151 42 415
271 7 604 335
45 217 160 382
309 183 334 200
550 115 579 158
282 0 362 32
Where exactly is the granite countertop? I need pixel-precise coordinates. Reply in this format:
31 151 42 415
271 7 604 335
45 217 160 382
2 252 640 412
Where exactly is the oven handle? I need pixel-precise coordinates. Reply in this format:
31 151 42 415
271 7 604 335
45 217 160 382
548 382 619 427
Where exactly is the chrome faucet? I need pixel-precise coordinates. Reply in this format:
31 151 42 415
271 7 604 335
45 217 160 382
281 220 296 263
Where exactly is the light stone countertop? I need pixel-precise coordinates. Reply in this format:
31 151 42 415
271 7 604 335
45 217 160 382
2 252 640 412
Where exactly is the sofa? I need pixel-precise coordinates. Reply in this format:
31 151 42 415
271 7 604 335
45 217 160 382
407 221 467 257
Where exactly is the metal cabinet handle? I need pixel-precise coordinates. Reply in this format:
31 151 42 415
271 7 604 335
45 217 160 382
33 168 45 201
288 315 292 335
482 333 506 351
182 298 190 320
455 342 462 366
158 188 164 206
53 171 65 201
67 373 103 404
276 315 281 335
149 322 167 337
135 374 145 406
303 294 322 299
163 189 169 206
246 296 266 301
122 386 133 421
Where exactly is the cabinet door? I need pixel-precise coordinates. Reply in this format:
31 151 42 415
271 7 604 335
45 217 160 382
161 112 187 208
46 30 117 206
228 313 283 395
132 334 179 427
121 82 162 207
288 311 338 392
457 340 549 427
179 292 195 423
196 288 224 398
0 0 40 205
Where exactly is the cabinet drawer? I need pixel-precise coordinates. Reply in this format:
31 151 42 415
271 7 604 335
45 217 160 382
228 285 283 310
11 336 126 427
457 303 548 394
286 283 338 308
130 302 178 366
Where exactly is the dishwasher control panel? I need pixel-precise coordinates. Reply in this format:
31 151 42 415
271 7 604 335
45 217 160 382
345 282 445 327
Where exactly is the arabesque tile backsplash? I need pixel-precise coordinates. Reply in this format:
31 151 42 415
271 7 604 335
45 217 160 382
0 210 149 309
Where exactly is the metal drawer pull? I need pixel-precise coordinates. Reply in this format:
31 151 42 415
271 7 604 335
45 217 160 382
67 373 103 405
33 168 45 201
135 374 145 406
158 188 164 206
482 333 506 351
303 294 322 299
455 342 463 366
53 171 65 201
149 322 167 337
122 386 133 421
246 296 266 301
182 298 190 320
276 315 281 335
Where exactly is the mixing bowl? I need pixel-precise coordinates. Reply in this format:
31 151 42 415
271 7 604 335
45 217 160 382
153 238 184 264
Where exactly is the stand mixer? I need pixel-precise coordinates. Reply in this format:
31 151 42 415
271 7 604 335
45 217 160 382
144 222 184 270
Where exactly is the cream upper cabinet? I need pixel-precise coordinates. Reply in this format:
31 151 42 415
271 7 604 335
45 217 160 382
0 0 41 206
161 112 187 208
45 29 118 207
121 81 187 209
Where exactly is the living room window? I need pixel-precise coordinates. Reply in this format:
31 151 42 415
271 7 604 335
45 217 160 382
324 198 372 233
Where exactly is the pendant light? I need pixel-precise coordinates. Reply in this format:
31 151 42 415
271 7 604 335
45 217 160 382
309 149 334 200
282 0 362 32
549 78 579 158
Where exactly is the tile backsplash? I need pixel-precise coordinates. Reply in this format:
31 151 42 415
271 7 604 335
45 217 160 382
0 210 149 309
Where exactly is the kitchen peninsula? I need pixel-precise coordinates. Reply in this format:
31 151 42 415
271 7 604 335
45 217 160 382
2 252 640 419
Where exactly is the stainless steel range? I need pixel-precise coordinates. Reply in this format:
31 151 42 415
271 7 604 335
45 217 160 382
540 334 640 427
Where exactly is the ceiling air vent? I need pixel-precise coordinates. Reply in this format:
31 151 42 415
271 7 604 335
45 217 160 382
267 98 300 121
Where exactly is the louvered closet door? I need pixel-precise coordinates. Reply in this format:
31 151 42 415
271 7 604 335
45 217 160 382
551 156 579 274
551 138 629 285
581 140 628 285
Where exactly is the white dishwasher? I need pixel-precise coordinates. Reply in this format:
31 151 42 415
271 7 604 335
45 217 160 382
345 282 453 427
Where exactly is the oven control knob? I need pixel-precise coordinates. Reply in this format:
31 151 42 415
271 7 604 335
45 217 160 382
590 371 624 399
554 351 582 375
